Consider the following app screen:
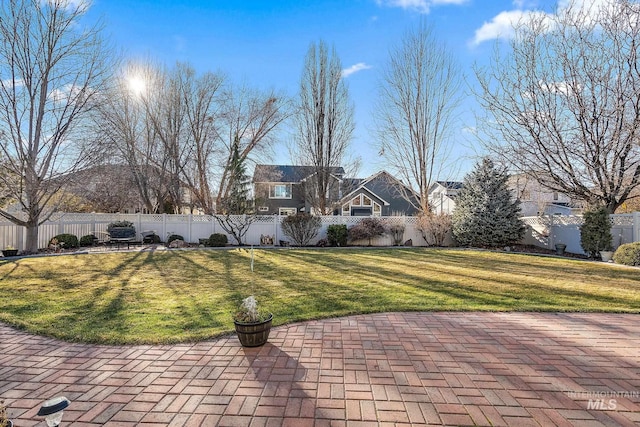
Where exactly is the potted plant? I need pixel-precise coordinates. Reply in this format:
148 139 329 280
0 399 13 427
2 246 18 258
600 250 614 262
555 242 566 255
233 295 272 347
232 247 272 347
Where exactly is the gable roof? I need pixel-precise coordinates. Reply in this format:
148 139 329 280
339 170 420 206
253 165 345 183
432 181 463 190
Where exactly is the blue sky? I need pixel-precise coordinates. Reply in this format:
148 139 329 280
84 0 561 180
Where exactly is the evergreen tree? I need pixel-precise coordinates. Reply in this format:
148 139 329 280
215 135 256 245
580 206 613 258
222 136 252 215
452 158 525 247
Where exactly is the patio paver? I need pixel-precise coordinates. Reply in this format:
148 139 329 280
1 312 639 426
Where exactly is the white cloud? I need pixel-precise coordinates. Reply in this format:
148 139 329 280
376 0 467 14
471 0 623 46
342 63 373 78
42 0 90 11
472 10 551 46
1 78 25 89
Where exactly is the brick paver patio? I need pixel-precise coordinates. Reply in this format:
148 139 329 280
1 312 639 426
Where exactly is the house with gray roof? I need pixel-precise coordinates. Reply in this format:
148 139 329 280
253 165 420 216
253 165 345 215
337 171 421 216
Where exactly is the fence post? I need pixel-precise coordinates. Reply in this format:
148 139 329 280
272 215 277 242
634 212 640 243
162 213 167 241
188 214 193 243
18 224 24 252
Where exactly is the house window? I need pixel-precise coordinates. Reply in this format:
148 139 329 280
279 207 297 216
351 196 361 206
270 184 292 199
342 204 350 214
553 191 559 201
258 206 269 212
373 203 381 216
362 195 372 206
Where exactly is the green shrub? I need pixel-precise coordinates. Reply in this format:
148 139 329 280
327 224 348 247
50 233 78 248
208 233 228 247
79 234 96 247
281 213 321 246
580 207 613 257
107 221 134 231
167 234 184 244
613 242 640 266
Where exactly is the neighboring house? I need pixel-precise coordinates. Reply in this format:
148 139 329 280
253 166 420 216
508 174 575 216
428 181 463 214
337 171 421 216
253 165 345 215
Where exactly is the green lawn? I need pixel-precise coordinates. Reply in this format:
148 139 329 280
0 248 638 344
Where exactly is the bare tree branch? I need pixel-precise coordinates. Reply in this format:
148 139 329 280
292 40 355 214
375 20 463 213
0 0 113 251
475 0 640 213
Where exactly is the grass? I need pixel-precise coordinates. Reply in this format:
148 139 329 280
0 248 638 344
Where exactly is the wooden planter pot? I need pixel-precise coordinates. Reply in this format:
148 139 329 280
2 249 18 257
234 314 273 347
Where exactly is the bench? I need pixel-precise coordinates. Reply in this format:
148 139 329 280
108 227 137 250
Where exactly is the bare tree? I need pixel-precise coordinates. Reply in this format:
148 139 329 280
214 84 289 211
475 0 640 213
293 40 355 214
94 60 164 213
0 0 112 252
179 65 224 214
97 60 284 216
144 64 191 213
375 21 463 213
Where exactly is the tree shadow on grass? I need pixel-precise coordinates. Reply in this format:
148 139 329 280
265 249 640 315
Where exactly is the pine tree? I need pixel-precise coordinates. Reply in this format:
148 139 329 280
223 135 252 215
452 158 525 247
215 135 257 245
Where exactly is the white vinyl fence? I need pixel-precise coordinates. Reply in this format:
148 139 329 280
0 213 427 251
3 212 638 254
521 213 640 255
